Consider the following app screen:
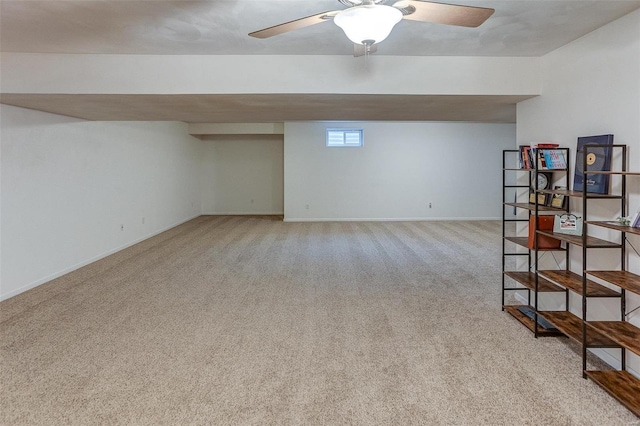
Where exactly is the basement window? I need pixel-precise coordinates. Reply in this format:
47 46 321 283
326 128 363 147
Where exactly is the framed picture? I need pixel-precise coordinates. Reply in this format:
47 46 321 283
549 186 568 210
573 134 614 194
529 191 548 205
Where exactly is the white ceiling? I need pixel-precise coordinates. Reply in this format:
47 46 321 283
1 0 639 123
2 0 639 56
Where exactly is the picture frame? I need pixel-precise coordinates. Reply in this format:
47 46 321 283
529 191 548 205
549 186 568 210
573 134 614 194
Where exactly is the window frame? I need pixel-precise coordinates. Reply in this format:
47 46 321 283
326 128 364 148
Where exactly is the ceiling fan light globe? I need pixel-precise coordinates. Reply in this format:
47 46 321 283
334 5 402 45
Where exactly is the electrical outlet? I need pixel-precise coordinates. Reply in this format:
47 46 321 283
120 224 124 231
429 203 432 208
305 204 310 210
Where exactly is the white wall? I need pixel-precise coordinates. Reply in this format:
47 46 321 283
1 54 541 96
516 9 640 373
284 121 515 221
0 105 202 300
200 136 284 215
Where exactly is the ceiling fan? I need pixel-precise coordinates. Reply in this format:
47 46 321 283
249 0 495 56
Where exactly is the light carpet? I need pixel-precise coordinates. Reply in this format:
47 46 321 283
0 216 636 424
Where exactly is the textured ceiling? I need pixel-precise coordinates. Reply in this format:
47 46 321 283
2 0 639 56
1 1 639 123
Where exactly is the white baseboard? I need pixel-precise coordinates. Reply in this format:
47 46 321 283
201 212 284 216
0 214 200 301
283 217 500 222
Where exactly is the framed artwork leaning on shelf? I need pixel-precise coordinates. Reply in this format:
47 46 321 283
573 134 614 194
549 186 568 209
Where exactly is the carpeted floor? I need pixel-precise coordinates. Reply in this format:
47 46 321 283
0 216 636 424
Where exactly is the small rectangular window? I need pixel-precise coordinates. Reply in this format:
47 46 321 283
326 129 363 147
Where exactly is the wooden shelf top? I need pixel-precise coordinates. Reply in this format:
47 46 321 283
504 305 564 336
586 271 640 295
587 171 640 176
588 221 640 236
537 270 620 297
504 271 565 292
586 371 640 418
537 189 623 199
503 168 567 172
504 202 566 213
537 311 618 347
536 230 621 248
587 321 640 357
503 236 565 251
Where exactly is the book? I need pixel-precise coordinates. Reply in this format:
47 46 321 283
573 134 614 194
537 149 548 169
517 145 528 169
535 143 559 148
543 149 567 170
521 146 532 169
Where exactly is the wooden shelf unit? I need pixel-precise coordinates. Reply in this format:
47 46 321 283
537 270 620 297
503 144 640 417
585 371 640 418
504 271 564 292
577 145 640 417
537 311 618 347
503 305 564 337
537 230 622 248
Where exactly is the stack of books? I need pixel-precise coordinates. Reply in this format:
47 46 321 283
519 143 567 170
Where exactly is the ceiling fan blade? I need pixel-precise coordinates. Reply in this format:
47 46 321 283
249 11 339 39
353 43 378 57
395 1 494 28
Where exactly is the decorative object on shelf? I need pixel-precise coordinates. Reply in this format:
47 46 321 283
553 213 583 236
528 215 561 249
616 216 631 226
532 171 552 191
529 191 548 205
549 186 568 209
573 134 614 194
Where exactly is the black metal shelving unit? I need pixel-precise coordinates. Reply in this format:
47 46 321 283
501 148 569 335
579 145 640 417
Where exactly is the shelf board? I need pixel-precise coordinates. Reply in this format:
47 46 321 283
537 270 620 297
536 230 621 248
503 236 565 251
586 271 640 295
537 189 623 199
585 371 640 418
504 271 565 292
587 321 640 357
504 202 566 213
537 311 618 347
587 221 640 236
587 171 640 176
504 305 564 336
